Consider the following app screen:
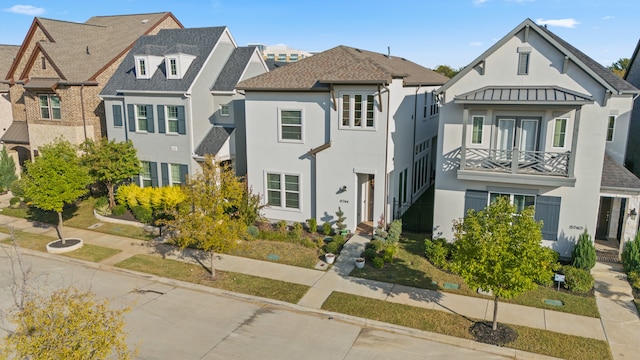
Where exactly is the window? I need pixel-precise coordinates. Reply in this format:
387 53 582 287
161 162 186 186
112 104 123 127
490 192 535 213
398 168 408 205
139 59 147 76
518 53 529 75
340 93 376 129
169 58 177 76
170 164 182 185
289 54 298 62
607 115 616 142
141 161 152 188
553 118 567 147
471 116 483 144
429 92 439 116
279 110 302 141
266 53 275 60
39 95 61 120
277 54 287 62
220 104 229 116
423 92 428 118
266 173 300 209
136 105 148 131
166 106 179 133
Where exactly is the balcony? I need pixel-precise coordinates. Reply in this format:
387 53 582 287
457 147 576 187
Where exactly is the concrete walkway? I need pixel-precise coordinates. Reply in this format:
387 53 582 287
1 208 638 354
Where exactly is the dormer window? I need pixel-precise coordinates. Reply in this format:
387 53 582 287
164 52 196 80
169 58 178 76
139 59 147 76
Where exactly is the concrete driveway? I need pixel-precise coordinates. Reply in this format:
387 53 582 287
0 250 517 360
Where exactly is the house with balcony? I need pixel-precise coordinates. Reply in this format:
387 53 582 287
0 12 182 171
237 46 448 231
432 18 640 257
100 27 269 186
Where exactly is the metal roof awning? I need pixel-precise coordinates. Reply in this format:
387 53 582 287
454 86 594 105
0 121 29 144
23 77 60 90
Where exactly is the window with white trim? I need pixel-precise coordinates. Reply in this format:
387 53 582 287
289 54 298 62
169 58 177 76
141 161 152 188
266 173 300 209
170 163 181 185
489 192 535 213
136 105 149 132
340 93 376 129
429 92 439 116
277 54 287 62
423 92 428 118
471 116 483 144
266 53 275 60
220 104 229 116
39 94 60 120
607 115 616 142
138 59 147 76
279 110 302 142
166 105 179 133
552 118 567 148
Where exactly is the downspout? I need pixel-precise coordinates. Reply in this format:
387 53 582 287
185 93 194 168
382 84 391 225
411 85 421 204
80 83 87 141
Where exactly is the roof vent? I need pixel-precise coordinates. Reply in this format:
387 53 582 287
86 46 90 55
141 19 149 24
355 48 362 53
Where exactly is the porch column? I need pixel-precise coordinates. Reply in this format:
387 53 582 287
460 107 469 169
567 107 581 178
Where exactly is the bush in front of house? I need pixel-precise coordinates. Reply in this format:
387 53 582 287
425 238 453 269
322 221 332 236
292 222 303 238
131 205 153 224
306 218 317 233
372 257 384 269
9 196 21 207
571 230 596 270
324 235 345 254
112 204 127 216
366 239 385 252
363 248 377 262
622 232 640 273
247 225 259 238
562 265 594 294
94 196 111 216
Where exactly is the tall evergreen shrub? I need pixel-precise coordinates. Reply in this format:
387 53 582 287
571 230 596 270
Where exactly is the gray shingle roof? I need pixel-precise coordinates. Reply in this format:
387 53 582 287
101 27 226 95
237 45 448 91
195 126 234 156
0 45 19 91
212 47 257 92
601 154 640 191
454 86 593 104
0 121 29 144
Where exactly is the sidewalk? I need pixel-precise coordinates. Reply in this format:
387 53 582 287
1 211 636 350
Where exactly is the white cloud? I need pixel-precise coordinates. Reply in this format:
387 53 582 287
603 15 614 20
469 41 483 47
3 4 45 15
473 0 489 5
536 18 579 28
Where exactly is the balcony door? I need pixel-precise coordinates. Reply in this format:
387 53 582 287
497 117 539 161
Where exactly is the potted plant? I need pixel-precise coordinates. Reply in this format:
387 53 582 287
355 257 365 269
325 253 336 264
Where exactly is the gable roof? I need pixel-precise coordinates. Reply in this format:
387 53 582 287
237 45 448 91
7 12 182 83
624 39 640 82
101 27 226 95
212 46 260 92
195 126 234 157
0 45 19 91
601 154 640 192
438 18 638 96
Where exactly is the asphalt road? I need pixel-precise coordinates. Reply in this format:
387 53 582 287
0 251 508 359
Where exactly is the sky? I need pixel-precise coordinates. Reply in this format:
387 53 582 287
0 0 638 70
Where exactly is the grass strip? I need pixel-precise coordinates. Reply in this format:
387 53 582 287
231 239 321 269
322 292 611 360
114 254 309 303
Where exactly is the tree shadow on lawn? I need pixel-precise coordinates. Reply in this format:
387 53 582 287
24 203 79 226
144 237 217 275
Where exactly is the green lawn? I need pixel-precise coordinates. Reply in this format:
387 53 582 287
231 239 322 269
322 292 611 360
114 254 309 303
351 233 600 318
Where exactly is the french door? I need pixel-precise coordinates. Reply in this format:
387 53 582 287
497 117 539 161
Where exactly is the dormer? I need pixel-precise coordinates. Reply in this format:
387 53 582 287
164 44 198 80
134 45 166 80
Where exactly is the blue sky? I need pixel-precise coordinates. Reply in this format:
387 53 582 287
1 0 638 69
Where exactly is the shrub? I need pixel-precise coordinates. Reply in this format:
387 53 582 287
424 238 452 269
622 233 640 273
373 214 388 241
325 241 340 254
9 196 21 206
366 239 385 252
537 247 560 286
131 205 153 224
363 248 377 262
306 218 317 233
247 225 259 238
335 207 347 233
387 219 402 244
562 265 594 294
572 230 596 270
372 257 384 269
8 179 25 198
276 220 288 234
112 204 127 216
628 270 640 290
383 245 397 263
322 222 332 236
94 196 111 216
292 222 303 238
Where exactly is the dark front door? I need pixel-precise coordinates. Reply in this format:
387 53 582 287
596 197 613 240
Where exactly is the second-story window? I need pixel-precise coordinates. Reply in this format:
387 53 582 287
279 110 302 142
607 115 616 142
341 93 376 129
220 104 230 116
430 92 439 116
277 53 287 62
471 116 484 144
39 94 61 120
137 105 148 131
553 118 567 147
169 59 178 76
139 59 147 76
266 54 275 60
166 106 179 133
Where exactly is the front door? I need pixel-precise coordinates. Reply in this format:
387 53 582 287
596 197 613 240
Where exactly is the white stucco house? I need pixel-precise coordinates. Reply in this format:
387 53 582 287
433 18 640 257
237 46 448 231
100 27 269 186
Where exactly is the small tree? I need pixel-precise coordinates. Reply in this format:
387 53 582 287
335 207 347 234
571 229 596 270
163 155 247 277
81 138 140 208
622 232 640 273
0 145 17 192
23 139 91 244
449 197 555 331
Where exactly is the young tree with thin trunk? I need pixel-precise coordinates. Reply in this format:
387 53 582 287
163 156 250 277
22 139 91 244
449 196 555 331
81 138 140 208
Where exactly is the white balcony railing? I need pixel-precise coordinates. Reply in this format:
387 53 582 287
462 148 571 176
